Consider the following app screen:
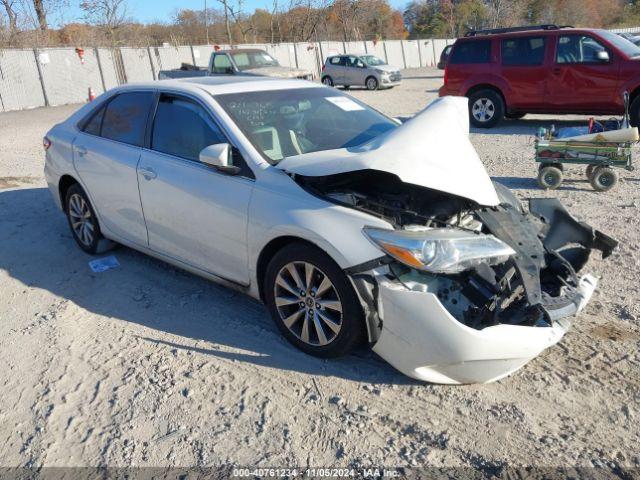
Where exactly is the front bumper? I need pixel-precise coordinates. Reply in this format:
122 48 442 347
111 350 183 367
371 274 597 384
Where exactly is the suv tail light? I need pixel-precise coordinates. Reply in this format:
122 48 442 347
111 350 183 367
444 65 449 85
43 136 52 151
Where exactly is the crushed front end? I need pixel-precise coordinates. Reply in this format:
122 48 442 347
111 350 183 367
300 171 618 384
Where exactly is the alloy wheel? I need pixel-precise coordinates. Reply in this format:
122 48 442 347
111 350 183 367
68 193 95 247
273 261 343 346
472 98 495 122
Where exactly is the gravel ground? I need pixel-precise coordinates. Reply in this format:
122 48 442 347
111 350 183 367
1 69 639 471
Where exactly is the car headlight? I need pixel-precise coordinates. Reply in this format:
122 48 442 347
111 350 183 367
374 69 389 75
363 227 515 274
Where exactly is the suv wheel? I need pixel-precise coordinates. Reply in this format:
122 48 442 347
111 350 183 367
264 242 365 358
468 89 504 128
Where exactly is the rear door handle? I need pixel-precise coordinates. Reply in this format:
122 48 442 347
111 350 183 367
138 167 157 180
76 145 87 156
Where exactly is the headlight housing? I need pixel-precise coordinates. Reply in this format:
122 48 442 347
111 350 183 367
374 68 389 75
363 227 515 274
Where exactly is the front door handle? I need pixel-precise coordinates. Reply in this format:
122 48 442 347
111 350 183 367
76 145 87 156
138 167 157 180
552 67 562 75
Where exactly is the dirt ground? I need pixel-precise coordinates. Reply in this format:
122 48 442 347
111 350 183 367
1 68 639 472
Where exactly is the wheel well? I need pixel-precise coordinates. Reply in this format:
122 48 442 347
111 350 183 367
465 84 506 108
256 236 325 302
629 86 640 107
58 175 79 207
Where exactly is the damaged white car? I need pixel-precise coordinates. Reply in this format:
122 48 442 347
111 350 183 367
44 77 617 384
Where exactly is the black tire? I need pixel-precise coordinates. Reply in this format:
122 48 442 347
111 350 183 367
630 96 640 127
65 183 103 254
586 164 596 179
365 76 379 91
590 167 618 192
505 112 526 120
321 76 334 87
264 242 365 358
538 166 563 190
468 89 504 128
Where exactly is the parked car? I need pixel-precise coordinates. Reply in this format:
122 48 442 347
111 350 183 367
437 44 453 69
321 54 401 90
439 24 640 128
44 78 616 384
159 48 314 80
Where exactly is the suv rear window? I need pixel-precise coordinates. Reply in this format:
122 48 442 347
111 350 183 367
450 40 491 64
501 36 546 66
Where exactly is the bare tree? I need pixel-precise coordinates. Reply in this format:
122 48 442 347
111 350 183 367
32 0 46 29
1 0 18 35
214 0 234 44
81 0 128 45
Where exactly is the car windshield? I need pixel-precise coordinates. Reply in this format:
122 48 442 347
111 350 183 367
598 30 640 58
230 51 280 70
215 88 397 164
361 55 386 66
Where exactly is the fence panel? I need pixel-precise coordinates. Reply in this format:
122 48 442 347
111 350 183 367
120 47 154 82
364 41 386 61
295 43 321 78
38 47 105 106
383 40 404 68
418 39 436 67
344 41 366 54
0 49 45 111
264 43 296 68
432 39 449 67
318 42 344 63
96 48 119 89
402 40 421 68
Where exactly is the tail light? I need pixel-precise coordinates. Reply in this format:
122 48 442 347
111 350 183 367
443 65 449 85
43 136 52 151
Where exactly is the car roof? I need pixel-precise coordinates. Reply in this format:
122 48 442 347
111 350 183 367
217 48 267 54
461 27 602 40
115 76 320 96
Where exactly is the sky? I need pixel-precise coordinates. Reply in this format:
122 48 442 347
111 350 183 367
63 0 408 24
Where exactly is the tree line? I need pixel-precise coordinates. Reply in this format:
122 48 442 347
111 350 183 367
1 0 639 48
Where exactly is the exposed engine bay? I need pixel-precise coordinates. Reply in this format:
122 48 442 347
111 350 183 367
296 170 618 331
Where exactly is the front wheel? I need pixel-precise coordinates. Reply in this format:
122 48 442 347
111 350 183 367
264 243 365 358
365 76 379 91
538 166 563 190
468 89 504 128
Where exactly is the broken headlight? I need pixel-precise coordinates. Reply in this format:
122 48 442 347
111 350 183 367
363 227 515 274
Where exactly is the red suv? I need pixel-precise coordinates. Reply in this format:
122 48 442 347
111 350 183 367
438 25 640 128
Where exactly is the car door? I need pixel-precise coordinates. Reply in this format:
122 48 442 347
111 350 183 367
499 35 549 109
137 92 254 285
73 90 155 246
344 56 365 86
546 33 620 111
327 56 345 85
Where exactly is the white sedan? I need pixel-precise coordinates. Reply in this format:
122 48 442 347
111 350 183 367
43 77 616 384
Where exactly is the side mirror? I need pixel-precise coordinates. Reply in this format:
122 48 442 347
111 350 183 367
225 66 235 74
596 50 609 62
199 143 240 175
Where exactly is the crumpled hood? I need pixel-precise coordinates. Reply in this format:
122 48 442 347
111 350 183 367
276 96 500 206
243 66 311 78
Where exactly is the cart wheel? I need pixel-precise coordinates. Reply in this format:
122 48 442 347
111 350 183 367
538 166 563 190
590 167 618 192
586 165 596 179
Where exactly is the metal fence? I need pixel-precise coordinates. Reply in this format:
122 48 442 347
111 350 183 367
0 38 455 112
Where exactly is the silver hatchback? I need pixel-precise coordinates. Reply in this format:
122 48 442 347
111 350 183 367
321 54 401 90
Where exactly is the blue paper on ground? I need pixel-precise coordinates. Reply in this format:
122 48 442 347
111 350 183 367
88 255 120 273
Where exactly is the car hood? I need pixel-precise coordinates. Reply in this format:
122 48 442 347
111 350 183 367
243 66 311 77
276 96 500 206
369 64 399 73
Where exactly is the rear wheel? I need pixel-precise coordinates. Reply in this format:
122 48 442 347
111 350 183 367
468 89 504 128
590 167 618 192
264 243 365 358
65 183 103 254
538 166 563 190
321 76 334 87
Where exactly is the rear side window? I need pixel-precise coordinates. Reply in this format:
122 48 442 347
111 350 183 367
82 105 105 136
450 40 491 64
501 36 546 66
329 57 343 65
151 94 227 162
99 92 154 146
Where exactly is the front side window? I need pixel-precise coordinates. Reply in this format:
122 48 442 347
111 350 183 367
213 54 233 74
151 94 227 162
450 40 491 64
501 36 546 66
215 88 397 163
346 56 365 68
92 91 154 146
230 51 279 71
556 35 607 64
361 55 386 66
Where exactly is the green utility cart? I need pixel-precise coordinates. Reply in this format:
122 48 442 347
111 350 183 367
535 139 634 192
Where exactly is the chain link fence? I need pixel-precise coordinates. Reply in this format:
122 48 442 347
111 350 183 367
0 38 455 112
